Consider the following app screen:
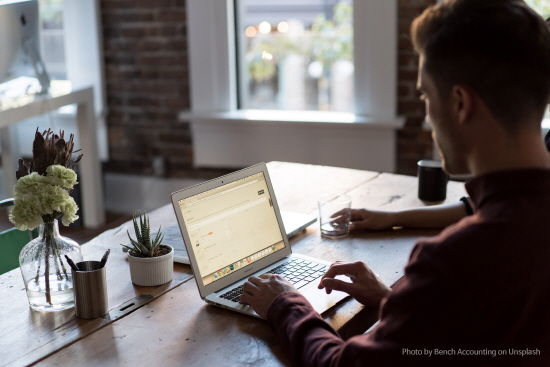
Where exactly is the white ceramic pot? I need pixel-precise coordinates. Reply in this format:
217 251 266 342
127 245 174 286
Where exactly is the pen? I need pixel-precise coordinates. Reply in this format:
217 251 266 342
65 255 79 271
100 249 110 268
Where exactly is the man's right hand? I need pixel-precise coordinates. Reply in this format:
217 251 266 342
318 261 391 309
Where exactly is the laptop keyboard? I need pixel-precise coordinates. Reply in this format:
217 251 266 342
219 258 329 303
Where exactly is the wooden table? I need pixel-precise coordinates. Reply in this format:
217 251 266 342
0 162 467 367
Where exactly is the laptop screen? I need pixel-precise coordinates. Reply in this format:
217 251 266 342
177 172 286 286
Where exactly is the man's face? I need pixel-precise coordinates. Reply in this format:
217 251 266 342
417 56 470 175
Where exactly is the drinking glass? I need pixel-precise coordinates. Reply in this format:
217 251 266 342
318 193 351 238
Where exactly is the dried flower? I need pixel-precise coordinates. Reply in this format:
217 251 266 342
11 128 83 307
16 128 82 181
9 128 82 230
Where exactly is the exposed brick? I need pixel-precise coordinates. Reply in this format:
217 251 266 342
103 12 154 23
398 53 418 69
101 1 135 11
396 0 437 175
398 69 419 81
104 159 152 175
134 0 173 8
100 0 436 177
398 84 413 98
155 10 186 22
398 101 424 116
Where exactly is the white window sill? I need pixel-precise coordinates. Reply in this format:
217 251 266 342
179 109 405 172
178 109 404 129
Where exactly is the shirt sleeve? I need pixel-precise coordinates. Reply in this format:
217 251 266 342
267 292 345 366
265 244 472 367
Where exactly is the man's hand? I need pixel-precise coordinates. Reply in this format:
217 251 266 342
348 209 395 231
240 274 298 319
332 208 395 231
318 261 390 308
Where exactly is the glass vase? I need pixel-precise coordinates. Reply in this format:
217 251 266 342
19 220 82 312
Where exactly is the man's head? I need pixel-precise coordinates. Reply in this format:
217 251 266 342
411 0 550 174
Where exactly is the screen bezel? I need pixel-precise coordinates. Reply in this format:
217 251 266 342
171 163 292 298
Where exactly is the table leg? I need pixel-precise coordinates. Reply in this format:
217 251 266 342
76 88 105 228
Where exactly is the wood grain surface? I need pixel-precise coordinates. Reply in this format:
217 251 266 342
1 162 468 366
0 204 193 367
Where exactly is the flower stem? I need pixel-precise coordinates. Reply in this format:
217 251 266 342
42 221 56 305
51 239 69 280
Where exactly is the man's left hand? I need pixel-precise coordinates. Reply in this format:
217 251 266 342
240 274 298 319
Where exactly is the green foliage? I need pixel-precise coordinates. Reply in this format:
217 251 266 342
310 2 353 68
246 1 353 82
526 0 550 18
121 212 164 258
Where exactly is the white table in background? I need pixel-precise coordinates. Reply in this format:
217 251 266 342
0 82 105 228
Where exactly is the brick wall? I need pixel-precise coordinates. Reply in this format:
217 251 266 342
396 0 437 175
100 0 435 177
100 0 230 179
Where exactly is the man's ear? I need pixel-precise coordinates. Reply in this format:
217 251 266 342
451 85 473 125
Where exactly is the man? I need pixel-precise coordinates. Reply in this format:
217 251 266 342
240 0 550 366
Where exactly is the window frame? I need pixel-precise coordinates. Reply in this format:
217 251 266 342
184 0 403 172
187 0 397 117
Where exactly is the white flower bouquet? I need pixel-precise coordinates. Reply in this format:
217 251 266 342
10 166 79 230
9 128 82 230
11 128 84 310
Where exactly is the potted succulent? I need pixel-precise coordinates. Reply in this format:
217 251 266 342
121 212 173 286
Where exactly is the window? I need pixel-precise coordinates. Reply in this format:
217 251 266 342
526 0 550 18
526 0 550 122
187 0 397 117
39 0 66 80
236 0 353 112
185 0 402 172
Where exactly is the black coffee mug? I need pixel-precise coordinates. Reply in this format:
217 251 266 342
417 160 448 202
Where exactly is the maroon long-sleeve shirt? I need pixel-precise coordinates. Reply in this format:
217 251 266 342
267 169 550 366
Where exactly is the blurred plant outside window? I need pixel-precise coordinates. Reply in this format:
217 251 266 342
237 1 353 112
39 0 66 80
526 0 550 18
525 0 550 120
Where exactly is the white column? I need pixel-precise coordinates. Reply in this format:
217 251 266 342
63 0 108 161
75 87 105 228
331 60 354 112
279 55 306 110
187 0 237 112
354 0 397 118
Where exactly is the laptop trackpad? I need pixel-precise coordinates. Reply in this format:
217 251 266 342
300 286 349 314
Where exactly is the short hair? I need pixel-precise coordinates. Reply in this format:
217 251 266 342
411 0 550 131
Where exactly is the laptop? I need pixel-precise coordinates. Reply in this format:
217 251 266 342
165 211 316 264
171 163 348 318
